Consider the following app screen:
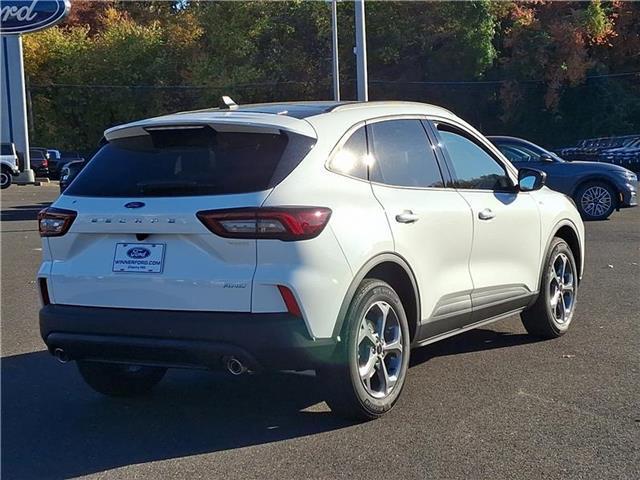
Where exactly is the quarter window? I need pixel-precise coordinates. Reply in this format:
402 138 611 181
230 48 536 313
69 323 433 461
328 126 368 180
368 119 444 188
438 126 512 190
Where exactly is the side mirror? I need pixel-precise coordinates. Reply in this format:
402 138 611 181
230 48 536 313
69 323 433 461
540 154 555 162
518 168 546 191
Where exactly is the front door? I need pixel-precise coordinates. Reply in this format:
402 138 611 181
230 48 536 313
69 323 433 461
432 121 542 321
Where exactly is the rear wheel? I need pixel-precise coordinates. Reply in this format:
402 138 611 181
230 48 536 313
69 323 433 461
575 181 615 220
0 167 12 189
318 279 410 420
521 237 578 339
77 361 166 397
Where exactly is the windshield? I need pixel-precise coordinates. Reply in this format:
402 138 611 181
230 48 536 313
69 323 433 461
65 126 315 197
496 141 563 163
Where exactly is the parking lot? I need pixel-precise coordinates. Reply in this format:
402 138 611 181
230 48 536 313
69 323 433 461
1 184 638 479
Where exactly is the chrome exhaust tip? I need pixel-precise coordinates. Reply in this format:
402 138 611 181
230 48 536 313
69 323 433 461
224 356 247 376
53 348 70 363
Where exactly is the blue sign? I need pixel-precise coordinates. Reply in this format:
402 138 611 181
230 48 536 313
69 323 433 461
0 0 70 35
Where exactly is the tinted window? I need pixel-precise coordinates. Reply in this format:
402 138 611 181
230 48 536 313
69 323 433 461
438 127 511 190
498 144 535 163
369 120 443 188
29 149 46 160
1 144 13 155
328 126 368 179
65 126 315 197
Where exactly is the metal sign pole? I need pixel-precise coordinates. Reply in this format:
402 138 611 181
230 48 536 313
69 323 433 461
331 0 340 101
1 34 34 183
354 0 368 101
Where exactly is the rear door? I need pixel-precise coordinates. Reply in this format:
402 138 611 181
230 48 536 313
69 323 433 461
47 124 315 312
366 118 475 337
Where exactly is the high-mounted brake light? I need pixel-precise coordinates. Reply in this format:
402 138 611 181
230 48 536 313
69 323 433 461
196 207 332 241
38 207 77 237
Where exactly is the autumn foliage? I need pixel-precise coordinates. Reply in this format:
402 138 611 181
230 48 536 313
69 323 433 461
22 1 640 153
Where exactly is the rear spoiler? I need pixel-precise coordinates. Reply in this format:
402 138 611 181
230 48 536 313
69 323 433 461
104 112 317 142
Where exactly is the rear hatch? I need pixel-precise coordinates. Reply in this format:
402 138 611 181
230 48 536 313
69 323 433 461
44 120 315 312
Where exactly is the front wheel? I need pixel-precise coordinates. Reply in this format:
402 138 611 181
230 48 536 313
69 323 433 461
0 168 12 189
521 237 578 339
77 361 166 397
318 279 410 420
575 181 616 220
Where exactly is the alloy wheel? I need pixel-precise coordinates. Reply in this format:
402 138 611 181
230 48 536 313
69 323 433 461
548 252 575 325
580 185 612 218
357 301 404 399
0 172 9 187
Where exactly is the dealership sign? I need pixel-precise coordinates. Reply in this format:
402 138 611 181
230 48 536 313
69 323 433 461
0 0 70 35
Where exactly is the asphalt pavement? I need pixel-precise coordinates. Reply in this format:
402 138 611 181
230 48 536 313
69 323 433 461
1 184 639 479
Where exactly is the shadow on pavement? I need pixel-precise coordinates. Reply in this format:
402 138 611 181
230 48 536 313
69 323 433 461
0 203 51 222
1 327 539 479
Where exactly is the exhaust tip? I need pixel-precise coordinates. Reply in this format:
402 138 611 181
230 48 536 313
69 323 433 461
224 356 247 376
53 348 70 363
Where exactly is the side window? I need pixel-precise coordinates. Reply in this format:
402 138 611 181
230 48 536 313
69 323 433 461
328 126 368 180
438 126 512 191
500 145 531 163
368 119 444 188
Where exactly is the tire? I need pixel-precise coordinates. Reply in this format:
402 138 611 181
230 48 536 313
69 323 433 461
0 167 12 189
77 361 166 397
575 181 616 220
318 279 411 420
521 238 578 339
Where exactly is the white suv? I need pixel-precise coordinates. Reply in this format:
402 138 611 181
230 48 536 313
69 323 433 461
38 101 585 419
1 142 21 189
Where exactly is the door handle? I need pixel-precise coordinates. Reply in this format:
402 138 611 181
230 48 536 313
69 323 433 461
395 210 420 224
478 208 495 220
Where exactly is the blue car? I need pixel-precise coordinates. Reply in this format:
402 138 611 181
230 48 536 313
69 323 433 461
489 136 637 220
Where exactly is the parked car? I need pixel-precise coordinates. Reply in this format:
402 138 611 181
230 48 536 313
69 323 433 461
58 160 85 193
1 142 21 189
489 136 637 220
29 148 50 177
558 135 640 163
59 151 85 168
601 138 640 173
39 101 585 420
46 149 63 179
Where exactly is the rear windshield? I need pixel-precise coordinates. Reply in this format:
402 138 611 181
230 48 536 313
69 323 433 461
65 126 315 197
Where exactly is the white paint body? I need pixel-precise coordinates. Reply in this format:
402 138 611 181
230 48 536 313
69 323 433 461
40 102 585 340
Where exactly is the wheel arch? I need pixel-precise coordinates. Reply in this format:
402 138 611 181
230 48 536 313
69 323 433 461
541 220 583 288
571 176 621 207
333 253 421 342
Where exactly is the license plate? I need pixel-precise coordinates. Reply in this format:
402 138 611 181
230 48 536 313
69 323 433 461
113 243 166 273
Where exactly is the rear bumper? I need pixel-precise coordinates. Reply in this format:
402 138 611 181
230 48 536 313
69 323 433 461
40 304 337 371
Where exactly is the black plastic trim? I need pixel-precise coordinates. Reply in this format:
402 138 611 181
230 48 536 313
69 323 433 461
40 304 337 371
331 252 421 340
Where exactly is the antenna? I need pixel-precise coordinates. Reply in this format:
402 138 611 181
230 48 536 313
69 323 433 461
219 96 239 110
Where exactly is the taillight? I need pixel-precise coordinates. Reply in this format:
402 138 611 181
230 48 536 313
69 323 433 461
196 207 332 241
38 207 77 237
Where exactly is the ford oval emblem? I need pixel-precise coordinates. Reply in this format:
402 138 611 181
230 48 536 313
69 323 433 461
124 202 145 209
127 247 151 259
0 1 71 35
